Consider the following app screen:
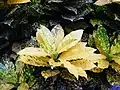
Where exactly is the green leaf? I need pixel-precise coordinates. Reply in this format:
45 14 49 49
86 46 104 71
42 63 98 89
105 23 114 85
94 25 110 60
57 30 83 53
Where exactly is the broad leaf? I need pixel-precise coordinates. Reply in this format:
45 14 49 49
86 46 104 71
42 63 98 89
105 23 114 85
94 25 110 59
94 0 120 6
70 60 96 70
111 42 120 55
17 47 49 57
110 61 120 72
7 0 30 4
93 59 109 69
57 30 83 53
17 55 49 66
36 25 55 54
51 24 64 48
0 84 14 90
41 70 60 79
112 54 120 65
59 42 106 61
63 61 87 79
94 0 111 6
17 83 29 90
90 59 109 73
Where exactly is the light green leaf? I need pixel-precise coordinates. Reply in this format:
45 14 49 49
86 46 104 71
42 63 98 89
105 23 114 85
17 47 49 57
57 30 83 53
51 24 64 48
111 42 120 55
36 25 55 54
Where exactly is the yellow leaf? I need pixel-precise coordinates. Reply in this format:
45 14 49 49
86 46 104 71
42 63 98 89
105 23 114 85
41 70 60 79
0 84 14 90
70 60 96 70
48 58 62 67
17 47 49 57
112 54 120 65
91 68 103 73
57 30 83 53
59 42 106 61
94 0 111 6
110 61 120 72
93 59 109 69
7 0 30 4
94 0 120 6
62 61 87 79
17 55 49 66
17 83 29 90
51 24 64 48
91 59 109 73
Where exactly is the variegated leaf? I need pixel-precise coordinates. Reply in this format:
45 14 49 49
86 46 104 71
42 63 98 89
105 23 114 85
36 25 55 54
17 47 49 57
63 61 87 79
41 69 60 79
17 55 49 66
51 24 64 48
57 30 83 53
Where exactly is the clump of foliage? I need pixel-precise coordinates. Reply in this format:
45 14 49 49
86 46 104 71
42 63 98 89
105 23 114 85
17 24 108 80
90 23 120 73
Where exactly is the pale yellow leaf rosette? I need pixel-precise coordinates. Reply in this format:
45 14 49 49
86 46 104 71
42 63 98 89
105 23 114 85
17 24 107 79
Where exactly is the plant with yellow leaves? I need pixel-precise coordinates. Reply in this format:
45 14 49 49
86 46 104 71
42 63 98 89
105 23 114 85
17 24 107 80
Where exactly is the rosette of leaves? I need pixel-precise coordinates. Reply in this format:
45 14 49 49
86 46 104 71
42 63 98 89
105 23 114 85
93 24 120 73
17 24 106 80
